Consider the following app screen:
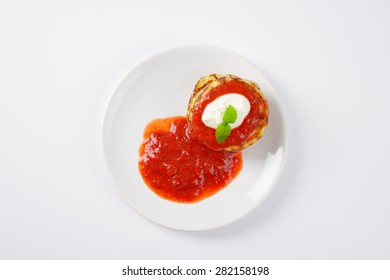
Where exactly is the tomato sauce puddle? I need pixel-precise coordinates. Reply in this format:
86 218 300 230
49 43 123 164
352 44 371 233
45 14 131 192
139 116 242 203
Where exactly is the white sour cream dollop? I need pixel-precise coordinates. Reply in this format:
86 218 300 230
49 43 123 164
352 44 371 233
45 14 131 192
201 93 250 129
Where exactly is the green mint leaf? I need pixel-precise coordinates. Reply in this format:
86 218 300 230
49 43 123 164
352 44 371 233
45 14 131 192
223 105 238 124
216 123 232 143
215 105 237 143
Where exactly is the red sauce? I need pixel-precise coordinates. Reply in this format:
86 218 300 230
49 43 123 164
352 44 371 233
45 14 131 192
138 116 242 203
189 79 268 151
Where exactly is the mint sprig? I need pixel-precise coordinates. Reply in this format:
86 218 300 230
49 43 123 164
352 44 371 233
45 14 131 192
216 123 232 143
215 105 238 143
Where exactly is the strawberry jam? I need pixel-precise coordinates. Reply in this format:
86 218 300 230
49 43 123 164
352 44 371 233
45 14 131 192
138 116 242 203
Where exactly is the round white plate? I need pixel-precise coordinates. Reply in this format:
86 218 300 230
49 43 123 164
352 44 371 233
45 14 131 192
101 45 287 231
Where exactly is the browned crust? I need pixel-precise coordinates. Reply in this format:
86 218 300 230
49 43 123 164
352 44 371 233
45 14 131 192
187 74 268 152
187 74 221 121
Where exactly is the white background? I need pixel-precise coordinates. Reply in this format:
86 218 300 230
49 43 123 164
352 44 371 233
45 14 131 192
1 0 389 259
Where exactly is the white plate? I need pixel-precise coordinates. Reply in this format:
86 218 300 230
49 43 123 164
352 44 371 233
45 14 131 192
101 45 287 231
